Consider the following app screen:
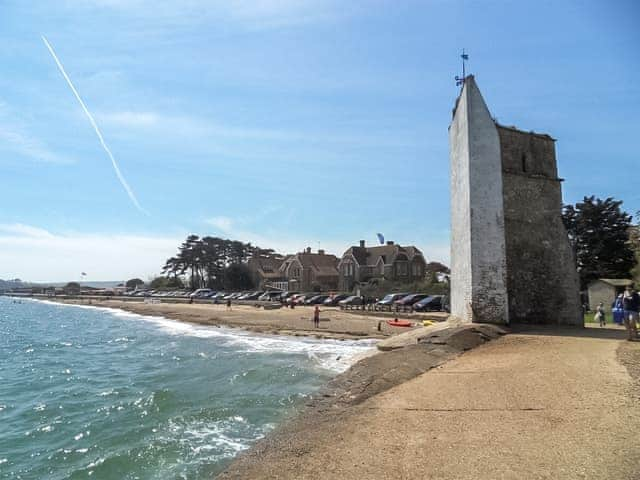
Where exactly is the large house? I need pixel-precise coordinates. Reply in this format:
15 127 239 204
279 248 340 292
338 240 427 292
247 248 340 292
247 254 286 290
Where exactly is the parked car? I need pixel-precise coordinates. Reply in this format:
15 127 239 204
323 293 350 306
412 295 444 312
292 293 315 305
259 291 283 301
190 288 214 298
287 293 306 305
375 293 409 310
305 294 329 305
280 291 299 302
338 296 363 307
394 293 429 307
239 291 264 301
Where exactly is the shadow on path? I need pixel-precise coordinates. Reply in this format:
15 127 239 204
509 322 628 341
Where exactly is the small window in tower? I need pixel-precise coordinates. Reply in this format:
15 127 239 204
521 153 528 173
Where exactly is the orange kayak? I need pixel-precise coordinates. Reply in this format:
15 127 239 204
386 320 412 327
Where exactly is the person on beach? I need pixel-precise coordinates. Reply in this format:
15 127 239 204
594 302 606 327
226 298 232 310
313 305 320 328
622 285 639 341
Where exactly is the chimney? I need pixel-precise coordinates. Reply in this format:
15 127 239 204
359 240 365 248
386 240 394 246
306 247 311 254
318 249 325 255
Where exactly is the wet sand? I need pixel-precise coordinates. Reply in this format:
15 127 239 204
43 298 441 340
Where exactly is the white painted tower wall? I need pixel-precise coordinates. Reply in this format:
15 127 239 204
449 76 509 324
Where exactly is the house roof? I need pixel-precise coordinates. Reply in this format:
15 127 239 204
341 243 425 266
249 255 286 280
282 251 339 277
343 246 367 265
297 252 339 271
250 255 284 272
593 278 633 287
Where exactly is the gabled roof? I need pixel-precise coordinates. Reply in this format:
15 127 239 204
282 251 340 277
296 252 339 271
341 246 367 265
341 243 425 267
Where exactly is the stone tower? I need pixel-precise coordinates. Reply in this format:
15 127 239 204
449 76 582 326
449 76 509 324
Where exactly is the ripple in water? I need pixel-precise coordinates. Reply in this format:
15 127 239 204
0 297 374 478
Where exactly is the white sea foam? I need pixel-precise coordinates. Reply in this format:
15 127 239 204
27 298 377 373
168 416 260 459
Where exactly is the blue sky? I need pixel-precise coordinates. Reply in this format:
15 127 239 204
1 0 638 282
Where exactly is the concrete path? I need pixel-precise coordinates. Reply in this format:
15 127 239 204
221 325 640 479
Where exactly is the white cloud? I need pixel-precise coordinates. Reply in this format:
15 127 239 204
205 215 346 255
0 220 450 283
0 224 183 282
97 109 415 151
207 216 234 232
0 124 71 165
204 216 451 264
0 224 55 239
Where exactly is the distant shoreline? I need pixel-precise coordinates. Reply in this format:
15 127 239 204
30 296 443 341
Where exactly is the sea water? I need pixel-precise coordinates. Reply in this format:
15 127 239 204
0 297 375 479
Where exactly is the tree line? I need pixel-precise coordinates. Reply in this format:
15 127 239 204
159 235 277 291
139 196 639 294
563 196 639 289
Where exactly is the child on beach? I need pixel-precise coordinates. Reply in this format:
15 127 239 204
313 305 320 328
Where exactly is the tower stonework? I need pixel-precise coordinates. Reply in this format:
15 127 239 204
449 76 582 326
449 76 509 324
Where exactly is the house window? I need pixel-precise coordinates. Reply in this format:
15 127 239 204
397 262 408 276
344 263 354 276
412 263 421 277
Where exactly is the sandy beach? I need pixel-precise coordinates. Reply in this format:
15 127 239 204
42 297 446 341
219 324 640 479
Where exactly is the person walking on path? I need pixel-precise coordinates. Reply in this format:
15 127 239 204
612 294 625 325
313 305 320 328
622 285 639 341
594 302 606 327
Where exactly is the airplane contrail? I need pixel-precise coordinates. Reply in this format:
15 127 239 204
41 35 148 215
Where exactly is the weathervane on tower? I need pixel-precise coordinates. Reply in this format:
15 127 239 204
455 49 469 87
